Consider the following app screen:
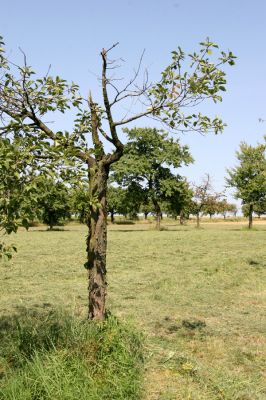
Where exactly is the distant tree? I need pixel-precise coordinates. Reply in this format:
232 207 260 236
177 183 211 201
241 204 250 219
37 178 71 230
203 195 221 218
217 199 237 219
0 35 235 319
107 186 128 223
192 174 222 227
165 180 193 224
254 199 266 218
70 182 90 223
226 141 266 229
112 127 193 230
140 198 154 220
242 200 266 219
122 182 147 219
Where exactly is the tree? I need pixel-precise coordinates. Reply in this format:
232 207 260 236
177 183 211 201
217 199 237 219
226 141 266 229
0 35 235 319
112 127 193 230
191 174 222 227
242 200 266 219
164 180 193 224
0 137 40 259
36 177 71 230
253 199 266 218
107 186 127 223
203 195 221 218
140 198 154 220
70 182 90 223
121 182 147 219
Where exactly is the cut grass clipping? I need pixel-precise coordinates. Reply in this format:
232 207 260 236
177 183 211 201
0 309 144 400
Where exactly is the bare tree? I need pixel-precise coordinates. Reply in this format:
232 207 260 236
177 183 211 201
192 174 222 227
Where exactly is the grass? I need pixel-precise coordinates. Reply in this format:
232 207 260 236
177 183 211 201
1 221 266 399
0 309 143 400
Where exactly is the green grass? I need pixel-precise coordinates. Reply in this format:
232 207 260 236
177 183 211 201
0 309 143 400
1 221 266 399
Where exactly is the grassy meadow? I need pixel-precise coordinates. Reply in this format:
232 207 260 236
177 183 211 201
0 220 266 399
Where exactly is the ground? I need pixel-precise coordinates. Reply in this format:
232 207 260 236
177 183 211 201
1 220 265 399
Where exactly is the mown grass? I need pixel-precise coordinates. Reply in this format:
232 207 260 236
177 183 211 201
1 221 266 399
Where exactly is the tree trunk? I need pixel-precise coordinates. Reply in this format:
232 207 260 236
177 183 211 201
86 162 109 320
196 212 200 228
48 218 53 230
110 210 114 223
248 204 253 229
144 212 148 220
152 200 161 230
180 210 185 225
156 212 161 230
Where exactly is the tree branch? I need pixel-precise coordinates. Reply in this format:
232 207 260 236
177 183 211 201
89 94 105 160
109 49 146 107
113 108 154 127
101 47 123 154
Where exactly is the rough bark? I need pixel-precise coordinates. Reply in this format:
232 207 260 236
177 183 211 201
180 210 185 225
248 203 253 229
86 162 109 320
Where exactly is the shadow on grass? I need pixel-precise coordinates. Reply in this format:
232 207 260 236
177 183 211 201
29 228 71 232
230 227 266 231
110 229 152 233
109 220 135 225
0 306 80 362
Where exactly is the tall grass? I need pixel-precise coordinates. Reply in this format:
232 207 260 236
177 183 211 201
0 309 144 400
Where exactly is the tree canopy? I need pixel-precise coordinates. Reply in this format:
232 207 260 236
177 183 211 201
37 177 71 230
111 127 193 229
191 174 222 227
0 137 40 259
226 140 266 228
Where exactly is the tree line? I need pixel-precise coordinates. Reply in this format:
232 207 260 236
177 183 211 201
2 127 265 238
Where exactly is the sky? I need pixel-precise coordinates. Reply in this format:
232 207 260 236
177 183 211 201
1 0 266 206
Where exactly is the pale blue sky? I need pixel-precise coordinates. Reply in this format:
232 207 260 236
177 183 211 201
2 0 266 203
